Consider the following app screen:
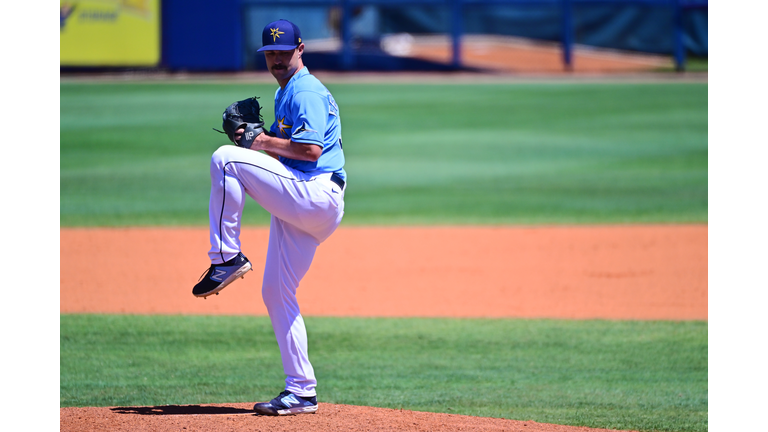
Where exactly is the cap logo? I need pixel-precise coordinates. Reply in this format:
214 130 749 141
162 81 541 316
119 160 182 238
270 27 284 42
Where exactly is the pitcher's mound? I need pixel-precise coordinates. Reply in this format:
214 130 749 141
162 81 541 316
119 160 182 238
61 403 636 432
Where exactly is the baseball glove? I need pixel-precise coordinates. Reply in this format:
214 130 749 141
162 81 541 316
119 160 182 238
214 96 266 148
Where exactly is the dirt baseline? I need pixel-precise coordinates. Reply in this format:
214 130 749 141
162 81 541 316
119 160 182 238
60 225 707 432
60 225 707 320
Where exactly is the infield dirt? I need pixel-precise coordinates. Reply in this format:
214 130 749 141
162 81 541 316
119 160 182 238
60 224 706 432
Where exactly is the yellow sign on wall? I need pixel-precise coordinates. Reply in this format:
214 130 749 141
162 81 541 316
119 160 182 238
60 0 160 66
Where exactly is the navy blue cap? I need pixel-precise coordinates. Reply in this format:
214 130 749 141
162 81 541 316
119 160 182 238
257 19 302 52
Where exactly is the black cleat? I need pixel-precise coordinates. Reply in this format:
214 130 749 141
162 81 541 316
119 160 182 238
253 390 318 416
192 252 252 298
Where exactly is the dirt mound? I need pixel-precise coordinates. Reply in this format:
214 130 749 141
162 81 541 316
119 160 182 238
60 402 636 432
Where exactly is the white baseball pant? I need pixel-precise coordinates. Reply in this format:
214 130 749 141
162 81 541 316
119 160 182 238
207 145 345 397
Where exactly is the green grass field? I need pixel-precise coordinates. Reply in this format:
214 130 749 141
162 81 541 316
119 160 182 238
61 315 707 432
60 80 708 431
61 81 707 226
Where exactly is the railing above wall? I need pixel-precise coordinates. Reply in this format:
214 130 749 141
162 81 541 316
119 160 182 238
240 0 707 72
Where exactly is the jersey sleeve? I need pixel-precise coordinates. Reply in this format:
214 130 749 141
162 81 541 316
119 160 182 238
289 91 327 147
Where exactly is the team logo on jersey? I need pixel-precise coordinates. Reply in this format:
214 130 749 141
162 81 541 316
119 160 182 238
270 27 284 42
293 121 317 138
277 117 292 137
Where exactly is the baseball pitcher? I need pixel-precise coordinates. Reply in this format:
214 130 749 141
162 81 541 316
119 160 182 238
192 19 346 416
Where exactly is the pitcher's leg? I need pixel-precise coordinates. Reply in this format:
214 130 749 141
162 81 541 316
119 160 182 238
208 149 247 264
207 145 301 263
262 216 320 397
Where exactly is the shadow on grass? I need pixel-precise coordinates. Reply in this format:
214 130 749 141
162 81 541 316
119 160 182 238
111 405 253 415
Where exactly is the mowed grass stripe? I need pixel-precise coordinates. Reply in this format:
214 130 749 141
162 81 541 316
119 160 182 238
60 82 707 226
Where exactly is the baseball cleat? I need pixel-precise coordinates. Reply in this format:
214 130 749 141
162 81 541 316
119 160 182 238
253 390 318 416
192 252 252 298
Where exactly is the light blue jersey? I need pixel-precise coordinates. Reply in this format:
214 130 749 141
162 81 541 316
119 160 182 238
271 67 346 181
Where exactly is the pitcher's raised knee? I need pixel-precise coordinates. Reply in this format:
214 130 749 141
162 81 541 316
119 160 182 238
211 145 239 169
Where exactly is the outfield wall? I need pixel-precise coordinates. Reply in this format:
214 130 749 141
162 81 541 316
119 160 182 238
60 0 707 72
